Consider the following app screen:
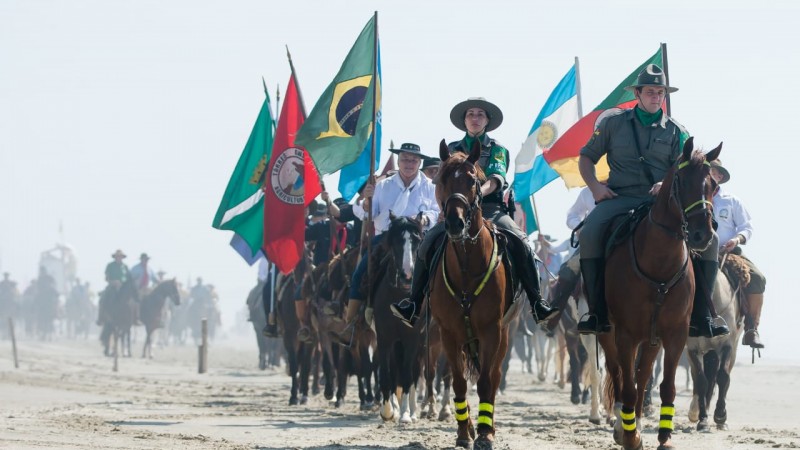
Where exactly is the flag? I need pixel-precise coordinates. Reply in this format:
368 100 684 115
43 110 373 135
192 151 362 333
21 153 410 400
229 233 263 266
543 49 664 188
263 70 323 274
513 65 580 199
212 86 275 261
338 44 382 201
295 15 379 176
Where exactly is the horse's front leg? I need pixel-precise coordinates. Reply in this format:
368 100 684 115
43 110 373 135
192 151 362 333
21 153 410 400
474 322 508 450
714 345 733 430
658 333 688 448
635 343 661 419
615 332 642 450
441 329 474 449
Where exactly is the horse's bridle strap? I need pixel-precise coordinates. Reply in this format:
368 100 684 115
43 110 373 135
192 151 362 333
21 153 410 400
442 230 499 298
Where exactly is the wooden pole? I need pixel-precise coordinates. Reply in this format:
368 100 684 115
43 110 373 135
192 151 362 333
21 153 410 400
8 318 18 369
113 333 119 372
198 318 208 374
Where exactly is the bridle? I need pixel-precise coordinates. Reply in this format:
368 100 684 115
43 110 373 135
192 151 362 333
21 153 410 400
442 162 484 243
648 159 713 242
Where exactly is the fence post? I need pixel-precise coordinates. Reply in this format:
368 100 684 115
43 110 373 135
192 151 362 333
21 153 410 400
198 318 208 374
8 318 18 369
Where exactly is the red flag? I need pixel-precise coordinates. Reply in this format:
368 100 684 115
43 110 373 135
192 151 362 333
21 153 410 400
263 72 322 274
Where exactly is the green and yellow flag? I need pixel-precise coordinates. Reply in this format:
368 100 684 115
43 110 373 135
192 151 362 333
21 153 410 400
212 85 275 260
295 15 378 175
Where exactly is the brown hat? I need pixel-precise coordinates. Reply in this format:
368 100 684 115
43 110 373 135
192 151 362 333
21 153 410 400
710 159 730 184
111 249 126 258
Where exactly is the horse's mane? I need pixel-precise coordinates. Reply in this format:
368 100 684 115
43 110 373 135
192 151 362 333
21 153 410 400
434 151 487 186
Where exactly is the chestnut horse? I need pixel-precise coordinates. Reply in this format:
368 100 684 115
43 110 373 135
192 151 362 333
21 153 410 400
429 139 521 449
600 138 721 450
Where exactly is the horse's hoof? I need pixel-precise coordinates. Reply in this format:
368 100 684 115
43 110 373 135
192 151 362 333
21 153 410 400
538 374 546 382
474 434 493 450
399 413 412 424
299 395 308 405
713 410 727 425
716 422 729 431
697 419 709 432
613 427 624 446
570 392 581 405
324 391 334 401
438 408 452 421
589 417 601 425
289 397 298 406
657 439 675 450
311 385 320 396
335 399 343 408
360 403 371 411
455 439 473 449
582 389 590 405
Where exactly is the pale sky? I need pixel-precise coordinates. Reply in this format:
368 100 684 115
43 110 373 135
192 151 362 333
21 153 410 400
1 1 797 359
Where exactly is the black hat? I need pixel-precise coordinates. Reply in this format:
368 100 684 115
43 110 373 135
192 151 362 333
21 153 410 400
710 159 730 184
332 198 349 207
625 64 679 93
311 202 328 217
422 157 441 170
450 97 504 132
389 143 425 158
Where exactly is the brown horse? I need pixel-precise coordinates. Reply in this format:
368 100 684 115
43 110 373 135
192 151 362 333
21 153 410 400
103 278 140 357
600 138 721 450
429 139 520 449
140 279 181 359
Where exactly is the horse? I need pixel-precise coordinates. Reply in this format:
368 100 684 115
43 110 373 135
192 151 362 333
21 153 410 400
371 215 425 423
33 281 61 341
599 139 721 450
65 284 94 339
429 139 523 449
140 279 181 359
277 260 314 405
687 257 744 431
103 278 140 357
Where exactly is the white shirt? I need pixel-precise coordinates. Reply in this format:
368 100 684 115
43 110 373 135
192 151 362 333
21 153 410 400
712 186 753 247
567 187 596 230
353 171 439 235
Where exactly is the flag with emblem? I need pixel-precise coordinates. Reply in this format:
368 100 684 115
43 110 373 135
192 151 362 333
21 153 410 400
541 48 664 188
513 64 580 203
263 67 323 274
211 83 275 263
295 15 378 176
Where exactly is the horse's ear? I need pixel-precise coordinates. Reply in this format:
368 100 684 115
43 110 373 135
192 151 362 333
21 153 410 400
415 211 424 225
682 136 695 162
389 211 396 222
467 138 481 165
705 141 723 163
439 139 449 161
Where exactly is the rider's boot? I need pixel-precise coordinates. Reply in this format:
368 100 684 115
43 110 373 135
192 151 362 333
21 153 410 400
295 299 313 343
390 256 427 328
577 258 611 335
742 293 764 348
262 312 278 338
332 299 362 347
688 259 730 338
507 234 558 324
544 266 580 333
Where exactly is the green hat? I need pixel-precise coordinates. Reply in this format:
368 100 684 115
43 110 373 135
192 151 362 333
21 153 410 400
710 159 730 184
450 97 503 132
625 64 678 93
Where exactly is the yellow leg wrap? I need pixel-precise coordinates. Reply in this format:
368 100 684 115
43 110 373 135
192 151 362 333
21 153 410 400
477 415 493 427
454 399 469 422
477 402 494 428
478 403 494 413
620 408 637 431
659 404 675 431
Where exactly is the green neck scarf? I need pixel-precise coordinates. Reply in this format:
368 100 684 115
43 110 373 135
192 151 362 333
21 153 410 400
634 106 663 126
464 133 485 150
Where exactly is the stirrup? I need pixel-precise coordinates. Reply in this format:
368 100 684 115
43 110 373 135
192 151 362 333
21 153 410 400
577 313 611 335
331 322 356 348
390 299 418 328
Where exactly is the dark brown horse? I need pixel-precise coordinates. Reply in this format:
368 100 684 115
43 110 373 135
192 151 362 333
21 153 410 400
600 139 721 450
103 278 140 358
429 139 520 449
140 279 181 359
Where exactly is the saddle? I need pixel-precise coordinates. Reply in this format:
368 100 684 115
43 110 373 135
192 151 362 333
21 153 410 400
721 252 751 318
603 200 654 258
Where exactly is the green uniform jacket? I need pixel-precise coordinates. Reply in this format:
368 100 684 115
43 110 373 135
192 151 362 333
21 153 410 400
448 133 510 204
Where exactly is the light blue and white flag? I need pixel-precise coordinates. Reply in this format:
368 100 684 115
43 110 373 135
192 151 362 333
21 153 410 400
513 65 580 234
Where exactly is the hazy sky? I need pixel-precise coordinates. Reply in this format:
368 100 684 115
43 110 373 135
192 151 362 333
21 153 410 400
2 1 798 359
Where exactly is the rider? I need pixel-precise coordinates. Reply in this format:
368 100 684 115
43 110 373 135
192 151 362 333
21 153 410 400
97 249 130 326
333 143 439 346
391 98 558 326
294 202 334 342
421 156 441 181
710 160 766 348
575 64 729 338
130 253 158 293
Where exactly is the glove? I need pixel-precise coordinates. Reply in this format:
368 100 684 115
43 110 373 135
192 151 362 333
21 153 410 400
364 307 374 326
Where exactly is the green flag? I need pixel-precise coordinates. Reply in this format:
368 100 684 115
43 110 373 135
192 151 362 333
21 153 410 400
295 15 378 175
212 88 275 257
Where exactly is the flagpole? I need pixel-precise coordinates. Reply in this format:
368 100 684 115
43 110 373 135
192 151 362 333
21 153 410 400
574 56 584 118
661 42 671 117
366 11 378 313
530 195 543 237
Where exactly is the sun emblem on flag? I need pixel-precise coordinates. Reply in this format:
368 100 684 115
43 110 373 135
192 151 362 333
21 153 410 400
270 147 305 205
536 121 558 149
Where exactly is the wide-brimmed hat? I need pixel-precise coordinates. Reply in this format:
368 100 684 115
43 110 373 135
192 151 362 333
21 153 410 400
450 97 503 132
140 253 150 261
710 159 730 184
625 64 678 93
311 202 328 217
422 157 441 170
111 249 126 258
332 198 349 207
389 143 425 158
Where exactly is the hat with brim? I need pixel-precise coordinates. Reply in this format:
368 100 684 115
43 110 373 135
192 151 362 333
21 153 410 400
710 160 730 184
450 97 503 132
624 64 678 93
111 249 126 258
311 202 328 217
422 157 441 170
389 143 425 158
140 253 150 261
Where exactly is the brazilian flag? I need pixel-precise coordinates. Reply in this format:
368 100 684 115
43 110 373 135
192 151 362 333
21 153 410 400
296 15 378 175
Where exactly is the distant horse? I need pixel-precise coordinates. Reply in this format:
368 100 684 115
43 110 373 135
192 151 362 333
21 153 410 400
140 279 181 359
372 215 425 423
246 279 281 370
278 260 314 405
65 285 93 339
429 139 523 449
687 258 744 431
103 278 140 357
34 281 60 341
600 139 721 450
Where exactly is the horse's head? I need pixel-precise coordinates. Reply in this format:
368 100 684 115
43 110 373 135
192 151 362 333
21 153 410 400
436 139 486 241
165 278 181 306
383 214 423 285
671 137 722 250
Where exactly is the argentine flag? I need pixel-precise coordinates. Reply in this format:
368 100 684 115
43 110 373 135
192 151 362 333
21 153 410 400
513 65 580 233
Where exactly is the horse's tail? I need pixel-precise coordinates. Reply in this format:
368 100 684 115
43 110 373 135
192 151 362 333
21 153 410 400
602 366 620 414
463 349 480 383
